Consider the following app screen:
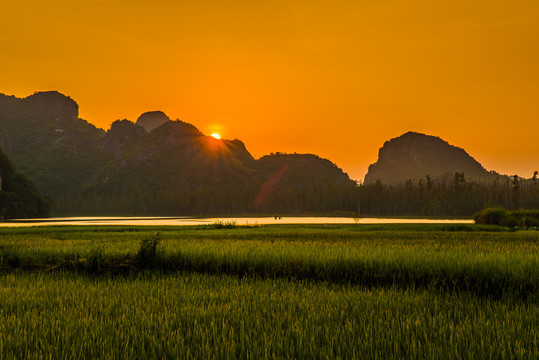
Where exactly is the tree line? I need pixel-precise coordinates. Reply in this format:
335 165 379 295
52 172 539 218
357 172 539 217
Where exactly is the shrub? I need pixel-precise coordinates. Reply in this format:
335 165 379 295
136 232 162 268
473 208 507 225
474 208 539 228
87 247 104 274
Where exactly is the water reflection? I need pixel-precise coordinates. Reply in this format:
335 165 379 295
1 216 473 227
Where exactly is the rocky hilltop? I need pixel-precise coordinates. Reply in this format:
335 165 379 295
364 132 500 185
135 111 170 132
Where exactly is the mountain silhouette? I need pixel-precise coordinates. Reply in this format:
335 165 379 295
0 91 106 210
0 91 355 215
364 131 501 185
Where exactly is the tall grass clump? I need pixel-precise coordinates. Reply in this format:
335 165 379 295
87 247 104 274
211 220 238 229
135 232 162 268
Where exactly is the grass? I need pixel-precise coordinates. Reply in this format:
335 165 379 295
0 272 537 359
0 224 537 358
0 225 537 299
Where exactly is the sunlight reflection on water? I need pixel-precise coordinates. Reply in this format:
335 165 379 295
1 216 473 227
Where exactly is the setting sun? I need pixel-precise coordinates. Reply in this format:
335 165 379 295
211 133 221 140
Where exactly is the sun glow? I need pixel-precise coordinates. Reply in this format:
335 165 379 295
211 133 221 139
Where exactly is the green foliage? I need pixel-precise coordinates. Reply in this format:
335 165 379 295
135 232 162 268
474 207 507 225
359 174 539 217
0 147 50 219
474 208 539 228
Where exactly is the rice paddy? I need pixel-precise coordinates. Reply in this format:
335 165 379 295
0 224 537 359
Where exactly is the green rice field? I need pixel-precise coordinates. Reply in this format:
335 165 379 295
0 224 537 359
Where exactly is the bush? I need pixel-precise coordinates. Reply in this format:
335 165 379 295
474 208 539 228
136 233 162 268
87 247 104 274
473 208 507 225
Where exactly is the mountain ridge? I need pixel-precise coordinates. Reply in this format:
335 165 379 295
2 91 534 217
364 131 503 185
0 91 354 215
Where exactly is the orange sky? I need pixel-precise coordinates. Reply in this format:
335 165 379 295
1 0 538 181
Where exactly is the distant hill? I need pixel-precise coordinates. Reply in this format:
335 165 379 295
0 91 106 209
90 119 259 215
254 153 354 213
0 147 49 219
0 91 356 215
89 120 355 215
364 132 501 185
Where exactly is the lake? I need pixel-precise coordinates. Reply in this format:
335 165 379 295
0 216 473 227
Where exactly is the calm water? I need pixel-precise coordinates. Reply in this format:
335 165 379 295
1 216 473 227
